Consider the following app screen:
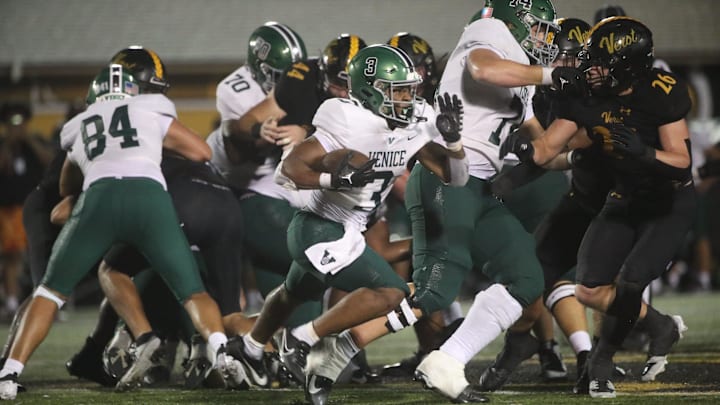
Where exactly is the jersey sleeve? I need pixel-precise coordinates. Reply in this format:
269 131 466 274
645 70 691 125
311 99 353 152
460 19 522 61
215 66 265 120
132 94 177 118
59 119 78 152
274 61 320 126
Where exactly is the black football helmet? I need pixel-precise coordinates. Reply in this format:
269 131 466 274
552 18 591 67
110 46 170 94
319 34 367 93
594 4 626 24
386 32 438 99
581 17 653 95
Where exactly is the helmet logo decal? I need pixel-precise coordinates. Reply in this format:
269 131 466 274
568 26 590 44
599 29 639 55
364 57 377 76
254 37 272 61
509 0 532 11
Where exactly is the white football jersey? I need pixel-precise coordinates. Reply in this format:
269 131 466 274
208 65 305 205
439 18 536 179
61 94 175 190
306 97 438 230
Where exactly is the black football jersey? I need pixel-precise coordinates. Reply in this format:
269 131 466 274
556 69 692 195
274 57 328 128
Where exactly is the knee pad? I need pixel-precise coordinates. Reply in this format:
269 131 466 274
606 280 643 318
33 285 66 309
544 283 576 311
385 298 419 333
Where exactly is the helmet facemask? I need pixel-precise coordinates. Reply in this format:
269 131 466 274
518 10 559 66
373 75 422 125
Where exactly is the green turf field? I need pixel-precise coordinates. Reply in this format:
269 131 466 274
2 292 719 404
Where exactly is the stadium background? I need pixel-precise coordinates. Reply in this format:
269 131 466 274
2 0 720 139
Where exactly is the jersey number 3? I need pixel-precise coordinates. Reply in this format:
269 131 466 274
81 105 139 160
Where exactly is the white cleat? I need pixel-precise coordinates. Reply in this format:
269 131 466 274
115 335 162 392
414 350 470 400
0 373 19 401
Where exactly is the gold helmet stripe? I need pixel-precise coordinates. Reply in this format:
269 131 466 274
389 35 400 48
146 48 164 79
348 35 361 67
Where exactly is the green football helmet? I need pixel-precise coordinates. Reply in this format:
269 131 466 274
86 64 139 105
247 22 307 93
471 0 559 66
347 44 422 125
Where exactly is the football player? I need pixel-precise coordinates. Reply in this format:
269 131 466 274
0 64 245 400
214 33 370 389
59 46 247 390
227 44 469 405
500 17 693 398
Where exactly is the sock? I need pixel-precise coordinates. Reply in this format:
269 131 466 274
698 272 711 289
207 332 228 354
440 284 522 365
0 359 24 378
568 331 593 354
292 322 320 347
242 334 265 361
4 296 18 313
443 301 464 325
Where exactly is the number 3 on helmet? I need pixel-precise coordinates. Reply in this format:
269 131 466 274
347 44 422 126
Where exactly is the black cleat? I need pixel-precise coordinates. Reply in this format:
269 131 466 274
381 351 425 378
478 331 538 391
454 386 490 403
538 340 567 381
305 374 333 405
278 329 311 386
66 336 117 387
225 336 271 388
589 379 616 398
573 350 590 394
642 315 687 382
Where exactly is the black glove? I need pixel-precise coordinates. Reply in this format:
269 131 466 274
331 153 379 189
435 92 463 143
609 125 655 162
490 162 546 201
551 67 589 97
499 130 534 162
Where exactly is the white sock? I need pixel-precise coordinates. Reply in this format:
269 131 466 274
207 332 228 354
443 301 464 325
568 331 593 354
242 334 265 360
292 322 320 347
0 359 24 378
4 296 18 313
440 284 522 365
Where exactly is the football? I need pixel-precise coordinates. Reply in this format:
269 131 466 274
320 148 370 173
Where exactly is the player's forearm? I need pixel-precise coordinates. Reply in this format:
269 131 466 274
468 57 545 88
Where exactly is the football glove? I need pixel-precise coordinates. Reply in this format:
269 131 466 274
331 153 379 189
499 130 534 162
435 92 463 143
551 67 589 97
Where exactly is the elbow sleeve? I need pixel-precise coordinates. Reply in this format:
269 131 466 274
447 155 469 187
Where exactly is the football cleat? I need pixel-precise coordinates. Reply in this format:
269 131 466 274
216 345 250 390
642 315 687 382
0 373 19 400
538 340 568 380
115 335 163 392
103 327 134 380
381 351 425 378
278 329 311 385
66 336 116 386
414 350 488 403
589 379 616 399
183 335 214 389
305 374 333 405
477 331 538 391
225 336 271 388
